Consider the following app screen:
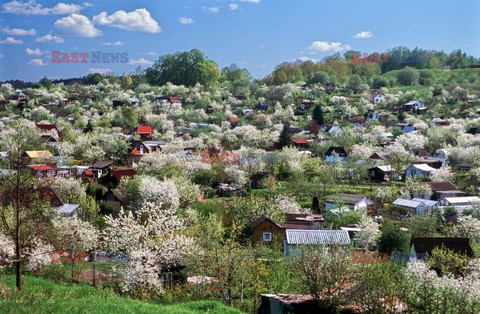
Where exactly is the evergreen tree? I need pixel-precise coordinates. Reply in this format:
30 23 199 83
312 104 324 125
275 124 292 149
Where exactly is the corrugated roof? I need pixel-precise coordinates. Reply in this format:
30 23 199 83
409 163 435 172
285 229 350 245
393 198 437 208
445 196 480 204
54 204 79 215
27 164 54 171
411 198 438 206
137 125 153 134
25 151 53 158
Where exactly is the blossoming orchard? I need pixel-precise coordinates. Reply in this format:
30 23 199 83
1 2 480 312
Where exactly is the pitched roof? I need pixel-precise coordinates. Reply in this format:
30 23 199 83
91 161 112 169
55 203 79 215
326 193 372 205
412 237 474 257
393 198 437 208
292 139 307 144
444 196 480 205
25 151 53 158
111 167 136 181
36 123 57 131
424 181 458 192
27 164 54 172
137 125 153 134
229 117 239 122
285 229 350 245
409 164 435 172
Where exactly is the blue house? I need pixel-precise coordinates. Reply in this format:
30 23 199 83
325 146 347 163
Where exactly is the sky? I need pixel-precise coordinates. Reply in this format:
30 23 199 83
0 0 479 82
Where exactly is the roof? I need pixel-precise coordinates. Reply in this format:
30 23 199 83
250 214 324 231
229 116 239 122
444 196 480 205
410 148 430 158
285 229 350 245
111 167 137 181
292 139 307 144
393 198 437 208
412 237 474 257
405 100 423 105
27 164 54 172
326 193 372 205
137 125 153 134
325 146 347 157
408 164 435 172
36 123 57 131
25 151 53 158
91 161 112 169
54 203 80 215
424 181 458 192
370 165 392 172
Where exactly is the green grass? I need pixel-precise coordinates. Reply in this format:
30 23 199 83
0 275 243 314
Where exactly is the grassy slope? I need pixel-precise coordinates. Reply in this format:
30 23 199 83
0 275 242 314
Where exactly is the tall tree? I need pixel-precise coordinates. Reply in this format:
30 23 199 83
275 124 292 149
312 103 324 125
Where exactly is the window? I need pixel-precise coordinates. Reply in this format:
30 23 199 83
262 232 272 242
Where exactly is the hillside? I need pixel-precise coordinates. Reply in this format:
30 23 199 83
0 275 242 314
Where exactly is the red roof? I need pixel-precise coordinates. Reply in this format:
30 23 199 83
27 164 54 172
229 117 239 123
169 96 181 103
84 169 94 176
137 126 153 134
36 123 57 131
293 139 307 144
111 167 137 181
370 93 378 99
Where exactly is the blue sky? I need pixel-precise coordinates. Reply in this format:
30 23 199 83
0 0 479 81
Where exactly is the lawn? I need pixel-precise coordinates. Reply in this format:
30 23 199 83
0 275 242 314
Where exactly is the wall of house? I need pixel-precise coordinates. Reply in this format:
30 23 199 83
252 220 284 244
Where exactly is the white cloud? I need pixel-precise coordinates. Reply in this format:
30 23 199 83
296 56 319 63
93 9 161 33
101 41 124 46
2 0 83 15
1 36 23 44
26 47 42 55
54 14 101 37
179 17 194 24
82 2 93 7
89 68 111 74
36 34 64 43
147 51 157 56
229 4 239 10
28 58 45 66
128 58 153 66
307 41 350 53
353 31 373 39
240 0 261 3
3 27 36 36
203 6 220 13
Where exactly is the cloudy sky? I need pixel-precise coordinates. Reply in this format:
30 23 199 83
0 0 479 81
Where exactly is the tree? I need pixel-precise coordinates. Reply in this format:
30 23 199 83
397 67 419 86
377 221 410 254
354 216 380 251
39 76 52 89
347 74 362 93
406 215 437 238
275 124 292 149
146 49 220 87
292 245 353 309
312 103 324 125
308 71 330 85
186 215 252 306
0 123 56 291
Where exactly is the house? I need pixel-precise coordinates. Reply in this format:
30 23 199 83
250 214 324 245
292 139 307 148
27 164 55 178
217 183 246 197
130 140 151 159
36 123 60 136
325 146 347 163
368 165 393 182
350 119 365 127
392 198 438 215
412 159 443 169
40 134 59 148
440 196 480 207
325 194 373 212
404 100 427 113
258 294 317 314
409 148 430 159
423 181 465 200
258 101 269 111
405 164 435 179
288 125 301 134
327 125 342 135
299 99 315 110
55 166 78 178
205 106 213 114
284 229 350 256
23 150 53 163
229 116 239 124
109 166 136 186
369 152 389 162
411 237 474 258
366 109 379 121
86 161 113 179
130 98 140 105
137 125 153 140
102 189 123 212
242 108 254 116
397 123 417 133
370 93 384 104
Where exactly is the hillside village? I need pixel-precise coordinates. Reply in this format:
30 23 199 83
1 46 480 313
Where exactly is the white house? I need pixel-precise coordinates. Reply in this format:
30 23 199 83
325 194 373 211
405 164 436 179
374 94 385 104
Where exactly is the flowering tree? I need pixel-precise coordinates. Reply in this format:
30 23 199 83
354 216 380 251
102 199 194 295
51 177 86 204
453 216 480 244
